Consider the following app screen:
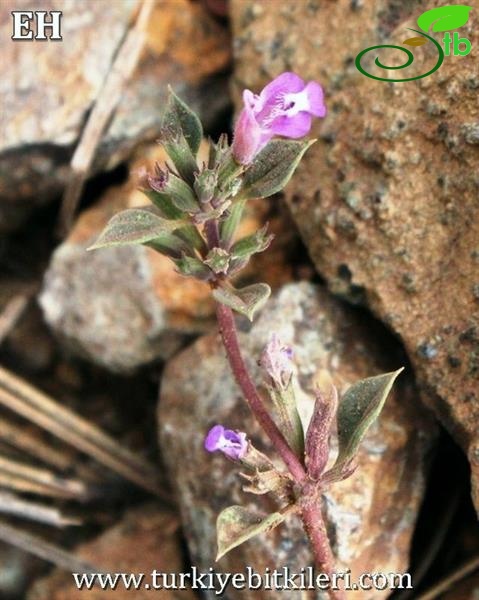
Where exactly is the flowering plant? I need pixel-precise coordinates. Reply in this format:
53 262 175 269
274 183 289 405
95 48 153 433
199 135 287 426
90 73 402 600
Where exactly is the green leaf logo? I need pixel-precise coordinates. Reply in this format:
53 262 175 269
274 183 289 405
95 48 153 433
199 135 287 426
417 5 472 33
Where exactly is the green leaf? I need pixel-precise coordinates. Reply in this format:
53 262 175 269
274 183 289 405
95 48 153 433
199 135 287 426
175 226 207 254
165 173 199 214
163 86 203 155
161 133 198 185
238 139 316 200
212 283 271 321
216 506 285 560
143 190 184 220
174 255 211 280
220 198 246 248
87 207 184 250
146 233 193 259
331 369 404 475
231 225 274 260
268 379 304 457
417 5 472 32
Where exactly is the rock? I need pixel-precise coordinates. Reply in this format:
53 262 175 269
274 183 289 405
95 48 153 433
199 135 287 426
0 0 230 231
158 282 436 599
27 504 195 600
230 0 479 511
39 144 297 372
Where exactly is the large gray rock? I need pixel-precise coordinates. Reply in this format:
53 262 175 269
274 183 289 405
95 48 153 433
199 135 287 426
230 0 479 511
0 0 230 231
159 282 436 599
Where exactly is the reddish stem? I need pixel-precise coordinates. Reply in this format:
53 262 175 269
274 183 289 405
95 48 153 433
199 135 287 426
301 501 346 600
216 302 342 598
215 303 306 483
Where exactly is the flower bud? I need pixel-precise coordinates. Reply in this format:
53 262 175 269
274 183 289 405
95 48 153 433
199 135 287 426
260 333 294 390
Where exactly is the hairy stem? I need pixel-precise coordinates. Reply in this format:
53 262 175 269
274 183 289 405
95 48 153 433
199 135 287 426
215 303 306 482
301 500 345 600
216 302 341 596
204 218 221 249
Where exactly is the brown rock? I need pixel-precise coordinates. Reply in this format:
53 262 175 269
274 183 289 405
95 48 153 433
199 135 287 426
158 282 436 599
230 0 479 510
28 504 195 600
1 0 230 231
39 144 296 372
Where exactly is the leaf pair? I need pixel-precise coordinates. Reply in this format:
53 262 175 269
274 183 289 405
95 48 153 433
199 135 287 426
215 369 404 560
213 283 271 321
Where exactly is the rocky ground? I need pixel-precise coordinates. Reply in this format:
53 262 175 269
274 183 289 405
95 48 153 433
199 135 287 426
1 0 479 598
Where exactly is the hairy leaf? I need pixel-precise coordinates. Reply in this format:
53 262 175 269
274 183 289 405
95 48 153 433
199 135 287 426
163 87 203 155
216 506 285 560
87 207 183 250
175 255 212 280
212 283 271 321
143 190 184 220
268 379 304 458
239 139 316 200
220 198 246 248
331 369 403 475
231 226 274 260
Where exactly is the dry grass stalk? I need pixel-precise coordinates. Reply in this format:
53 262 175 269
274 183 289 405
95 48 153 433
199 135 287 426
58 0 156 233
0 491 81 527
0 367 163 497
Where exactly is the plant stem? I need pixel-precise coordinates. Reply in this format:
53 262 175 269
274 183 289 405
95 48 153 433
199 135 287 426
301 501 345 600
216 302 342 598
215 303 306 483
204 218 221 249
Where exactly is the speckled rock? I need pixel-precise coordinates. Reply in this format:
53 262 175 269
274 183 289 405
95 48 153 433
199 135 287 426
27 504 195 600
159 282 436 599
1 0 230 231
39 144 297 372
230 0 479 510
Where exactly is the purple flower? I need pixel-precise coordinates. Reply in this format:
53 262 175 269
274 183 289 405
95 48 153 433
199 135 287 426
204 425 248 460
232 72 327 165
260 333 294 389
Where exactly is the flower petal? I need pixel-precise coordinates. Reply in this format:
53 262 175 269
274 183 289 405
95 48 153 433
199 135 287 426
269 112 313 138
204 425 225 452
304 81 327 117
259 72 305 104
232 105 263 165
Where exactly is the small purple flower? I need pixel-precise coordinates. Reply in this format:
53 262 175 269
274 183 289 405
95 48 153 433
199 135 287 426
232 72 327 165
260 333 294 389
204 425 248 460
